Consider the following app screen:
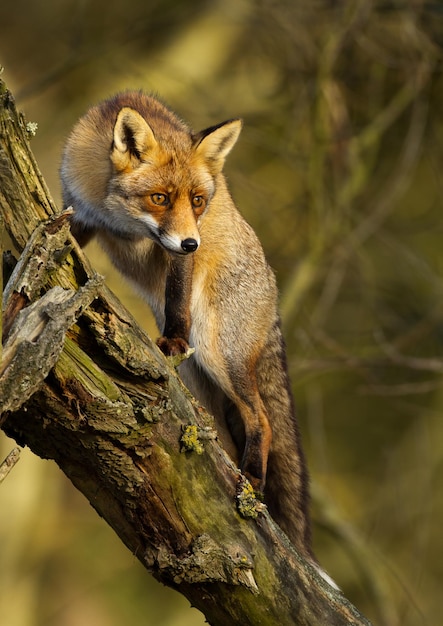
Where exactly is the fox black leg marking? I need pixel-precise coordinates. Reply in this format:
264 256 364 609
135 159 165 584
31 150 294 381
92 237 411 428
157 254 194 356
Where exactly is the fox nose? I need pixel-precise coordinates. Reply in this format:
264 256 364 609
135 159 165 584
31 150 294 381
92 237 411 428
181 238 199 253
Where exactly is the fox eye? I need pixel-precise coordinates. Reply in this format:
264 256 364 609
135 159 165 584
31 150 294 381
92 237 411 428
192 195 206 210
150 193 169 206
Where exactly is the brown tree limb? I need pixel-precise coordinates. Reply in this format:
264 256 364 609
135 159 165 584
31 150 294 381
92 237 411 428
0 78 371 625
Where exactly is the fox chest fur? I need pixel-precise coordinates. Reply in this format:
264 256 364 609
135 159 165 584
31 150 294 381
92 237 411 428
61 91 313 559
96 188 278 400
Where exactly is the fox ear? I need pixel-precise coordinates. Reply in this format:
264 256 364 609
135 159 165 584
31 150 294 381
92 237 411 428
112 107 157 171
195 119 242 173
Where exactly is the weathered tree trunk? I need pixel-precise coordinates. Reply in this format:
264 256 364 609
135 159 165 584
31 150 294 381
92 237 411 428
0 78 371 626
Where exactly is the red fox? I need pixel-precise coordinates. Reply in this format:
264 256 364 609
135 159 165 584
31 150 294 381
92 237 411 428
61 91 313 560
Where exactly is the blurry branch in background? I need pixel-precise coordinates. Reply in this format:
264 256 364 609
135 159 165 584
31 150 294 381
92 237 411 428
375 329 443 374
0 79 372 626
280 0 435 332
282 61 431 329
312 483 400 626
14 0 241 104
276 2 438 406
266 9 439 623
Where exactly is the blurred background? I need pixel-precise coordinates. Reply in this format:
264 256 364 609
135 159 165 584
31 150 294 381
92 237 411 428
1 0 442 624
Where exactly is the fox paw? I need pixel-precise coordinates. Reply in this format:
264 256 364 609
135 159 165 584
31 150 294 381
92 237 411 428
157 336 190 357
243 471 265 495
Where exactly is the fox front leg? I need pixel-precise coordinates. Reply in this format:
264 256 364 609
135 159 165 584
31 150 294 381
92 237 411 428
157 255 194 356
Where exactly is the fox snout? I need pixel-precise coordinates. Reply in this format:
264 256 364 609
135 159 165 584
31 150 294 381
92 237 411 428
161 234 199 254
155 225 200 255
138 211 201 255
181 238 199 253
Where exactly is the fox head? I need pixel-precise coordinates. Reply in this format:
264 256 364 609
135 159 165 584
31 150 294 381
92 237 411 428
105 107 242 255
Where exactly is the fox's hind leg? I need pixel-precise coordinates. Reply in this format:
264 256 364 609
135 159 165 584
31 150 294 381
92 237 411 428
225 361 273 493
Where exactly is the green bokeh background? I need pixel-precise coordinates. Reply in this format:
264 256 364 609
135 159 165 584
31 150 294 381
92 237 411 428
1 1 443 624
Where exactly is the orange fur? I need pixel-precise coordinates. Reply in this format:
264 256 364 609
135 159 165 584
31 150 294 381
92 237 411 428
61 91 314 560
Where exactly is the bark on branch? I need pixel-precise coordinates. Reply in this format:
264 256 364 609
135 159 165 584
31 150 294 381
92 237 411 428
0 78 371 626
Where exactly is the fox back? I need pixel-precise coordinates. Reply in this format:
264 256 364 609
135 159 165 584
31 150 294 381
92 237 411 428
61 91 314 560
